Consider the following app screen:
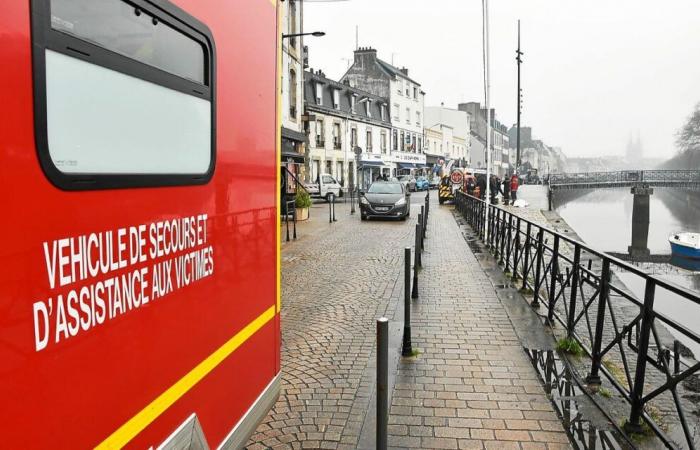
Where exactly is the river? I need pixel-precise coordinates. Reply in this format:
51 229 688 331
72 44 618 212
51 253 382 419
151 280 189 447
521 185 700 356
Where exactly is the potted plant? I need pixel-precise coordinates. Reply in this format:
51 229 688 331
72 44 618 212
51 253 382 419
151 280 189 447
295 190 311 221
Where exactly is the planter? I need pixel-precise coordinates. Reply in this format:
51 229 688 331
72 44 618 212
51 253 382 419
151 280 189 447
295 207 309 221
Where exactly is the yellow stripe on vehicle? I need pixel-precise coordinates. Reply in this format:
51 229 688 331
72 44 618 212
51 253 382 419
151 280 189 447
95 306 277 450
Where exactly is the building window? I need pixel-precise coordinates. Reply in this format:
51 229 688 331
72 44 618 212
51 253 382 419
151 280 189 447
411 135 416 152
393 103 400 121
337 161 344 183
325 160 332 176
418 137 422 153
289 69 297 119
32 0 215 190
400 131 405 151
381 131 387 154
315 82 323 105
333 123 341 149
333 89 340 109
366 129 373 151
413 87 417 99
392 129 398 151
316 120 324 147
406 107 410 125
351 127 357 147
416 111 420 126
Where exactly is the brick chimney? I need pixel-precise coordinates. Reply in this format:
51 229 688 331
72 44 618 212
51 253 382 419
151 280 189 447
400 67 408 76
353 46 378 67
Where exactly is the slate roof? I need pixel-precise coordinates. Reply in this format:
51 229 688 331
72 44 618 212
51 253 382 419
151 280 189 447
376 59 421 86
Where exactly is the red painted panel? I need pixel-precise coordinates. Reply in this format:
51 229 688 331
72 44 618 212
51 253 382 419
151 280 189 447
0 0 279 448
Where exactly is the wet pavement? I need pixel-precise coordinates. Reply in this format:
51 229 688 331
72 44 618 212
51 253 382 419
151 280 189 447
247 192 572 449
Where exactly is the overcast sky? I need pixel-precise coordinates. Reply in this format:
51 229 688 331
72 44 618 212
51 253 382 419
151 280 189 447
302 0 700 159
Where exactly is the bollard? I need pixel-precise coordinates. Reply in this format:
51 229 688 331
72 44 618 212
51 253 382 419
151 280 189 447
412 227 420 299
377 317 389 450
285 203 290 242
415 222 422 268
293 208 297 240
421 206 426 240
350 185 356 215
402 248 413 357
329 195 333 223
332 194 337 222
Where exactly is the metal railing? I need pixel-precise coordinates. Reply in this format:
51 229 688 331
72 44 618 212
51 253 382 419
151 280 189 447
550 170 700 189
455 190 700 449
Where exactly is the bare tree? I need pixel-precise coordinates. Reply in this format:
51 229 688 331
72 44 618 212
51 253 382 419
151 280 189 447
676 102 700 155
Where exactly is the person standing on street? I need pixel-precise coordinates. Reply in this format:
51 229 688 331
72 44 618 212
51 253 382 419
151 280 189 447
510 173 519 202
502 176 511 206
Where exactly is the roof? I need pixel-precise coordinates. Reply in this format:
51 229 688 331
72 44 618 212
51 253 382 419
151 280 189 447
376 59 421 86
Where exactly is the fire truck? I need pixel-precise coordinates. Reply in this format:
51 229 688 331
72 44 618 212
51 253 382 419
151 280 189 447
1 0 280 448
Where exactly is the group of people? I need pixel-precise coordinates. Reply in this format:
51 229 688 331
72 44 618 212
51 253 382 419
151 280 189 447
465 173 519 205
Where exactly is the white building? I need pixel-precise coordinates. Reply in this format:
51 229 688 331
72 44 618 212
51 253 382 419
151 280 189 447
341 47 426 176
304 70 392 190
424 105 471 168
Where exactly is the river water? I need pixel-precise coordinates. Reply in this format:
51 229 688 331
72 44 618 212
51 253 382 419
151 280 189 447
523 186 700 356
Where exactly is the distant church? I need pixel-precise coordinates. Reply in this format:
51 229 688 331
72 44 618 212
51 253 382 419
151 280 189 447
625 132 644 167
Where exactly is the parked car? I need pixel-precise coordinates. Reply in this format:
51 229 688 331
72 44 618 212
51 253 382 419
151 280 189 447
398 175 417 192
415 176 429 191
304 174 342 202
428 177 440 189
360 182 411 221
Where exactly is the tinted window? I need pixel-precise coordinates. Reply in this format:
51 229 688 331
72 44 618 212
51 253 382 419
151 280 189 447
368 183 403 194
51 0 206 84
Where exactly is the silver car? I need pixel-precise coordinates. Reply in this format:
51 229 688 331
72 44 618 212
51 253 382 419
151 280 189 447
398 175 417 192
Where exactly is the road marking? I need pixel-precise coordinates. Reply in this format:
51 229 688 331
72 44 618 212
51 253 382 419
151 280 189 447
95 305 277 449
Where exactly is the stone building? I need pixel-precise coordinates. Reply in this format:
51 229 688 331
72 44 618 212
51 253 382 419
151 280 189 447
341 47 426 175
460 102 510 177
424 105 471 169
304 70 392 190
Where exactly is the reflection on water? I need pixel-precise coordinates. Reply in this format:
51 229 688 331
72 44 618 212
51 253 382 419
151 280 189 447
553 188 700 357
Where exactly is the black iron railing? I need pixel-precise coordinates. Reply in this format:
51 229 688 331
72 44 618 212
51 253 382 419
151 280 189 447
455 190 700 449
550 170 700 188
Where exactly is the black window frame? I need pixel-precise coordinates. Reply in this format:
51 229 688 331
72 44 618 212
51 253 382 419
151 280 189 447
30 0 217 191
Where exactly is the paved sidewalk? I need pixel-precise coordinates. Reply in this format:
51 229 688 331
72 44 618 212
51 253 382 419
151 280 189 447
247 193 570 449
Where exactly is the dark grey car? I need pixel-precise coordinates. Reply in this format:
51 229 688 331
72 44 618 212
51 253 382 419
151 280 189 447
360 182 411 221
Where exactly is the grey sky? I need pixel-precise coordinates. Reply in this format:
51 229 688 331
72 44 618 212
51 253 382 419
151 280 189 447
303 0 700 159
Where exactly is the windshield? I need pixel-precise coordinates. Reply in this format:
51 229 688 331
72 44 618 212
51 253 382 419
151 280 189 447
368 182 403 194
398 176 412 181
417 177 427 181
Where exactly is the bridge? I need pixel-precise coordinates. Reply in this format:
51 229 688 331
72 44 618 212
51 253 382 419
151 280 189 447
549 169 700 191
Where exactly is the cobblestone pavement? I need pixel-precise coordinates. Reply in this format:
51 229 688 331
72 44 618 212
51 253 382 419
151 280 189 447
247 192 570 449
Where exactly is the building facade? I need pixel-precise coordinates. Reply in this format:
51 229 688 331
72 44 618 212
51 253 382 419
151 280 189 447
459 102 510 177
341 47 426 176
280 0 306 193
424 105 471 168
304 70 392 190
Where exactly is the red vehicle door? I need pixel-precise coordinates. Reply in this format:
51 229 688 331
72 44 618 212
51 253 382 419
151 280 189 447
0 0 280 448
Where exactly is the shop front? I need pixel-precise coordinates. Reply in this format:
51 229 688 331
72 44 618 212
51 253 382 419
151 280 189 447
281 127 307 214
391 151 427 177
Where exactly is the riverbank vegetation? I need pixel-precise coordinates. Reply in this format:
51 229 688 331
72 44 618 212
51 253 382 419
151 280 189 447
664 102 700 169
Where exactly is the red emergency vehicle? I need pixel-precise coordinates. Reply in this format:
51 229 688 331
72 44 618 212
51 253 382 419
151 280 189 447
1 0 280 448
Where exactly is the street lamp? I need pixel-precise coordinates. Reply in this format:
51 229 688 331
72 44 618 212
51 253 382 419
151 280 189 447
282 31 325 39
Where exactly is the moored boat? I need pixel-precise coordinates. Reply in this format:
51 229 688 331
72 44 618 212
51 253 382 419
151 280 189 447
669 232 700 260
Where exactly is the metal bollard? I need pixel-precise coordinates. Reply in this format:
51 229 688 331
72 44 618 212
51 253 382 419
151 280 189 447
350 185 356 215
285 204 290 242
420 206 426 239
293 208 297 240
332 195 337 222
377 317 389 450
329 195 333 223
412 228 420 299
402 248 413 357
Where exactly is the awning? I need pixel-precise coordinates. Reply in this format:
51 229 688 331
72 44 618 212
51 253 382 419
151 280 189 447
359 161 385 168
281 127 308 143
397 162 419 169
282 152 305 164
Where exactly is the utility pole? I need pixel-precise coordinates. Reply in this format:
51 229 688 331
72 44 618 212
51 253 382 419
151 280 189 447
483 0 492 243
516 20 523 174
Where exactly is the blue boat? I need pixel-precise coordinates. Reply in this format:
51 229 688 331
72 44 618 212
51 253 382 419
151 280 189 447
669 232 700 260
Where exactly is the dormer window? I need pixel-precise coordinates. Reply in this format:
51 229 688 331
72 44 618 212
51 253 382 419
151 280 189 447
365 100 371 118
380 104 386 121
350 94 357 114
333 89 340 109
315 82 323 105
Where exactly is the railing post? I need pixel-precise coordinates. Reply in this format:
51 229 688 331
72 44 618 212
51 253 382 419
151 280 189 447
532 228 545 308
402 247 413 357
521 222 532 291
286 202 291 243
512 217 521 282
376 317 389 450
586 258 611 386
293 207 297 240
498 210 507 265
547 235 560 326
625 279 657 434
505 214 513 273
567 245 581 338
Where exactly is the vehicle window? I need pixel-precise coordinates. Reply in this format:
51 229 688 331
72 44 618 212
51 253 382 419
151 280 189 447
368 183 403 194
32 0 215 189
51 0 206 84
322 175 334 184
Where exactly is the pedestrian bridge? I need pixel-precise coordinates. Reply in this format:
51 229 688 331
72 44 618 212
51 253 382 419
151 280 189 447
549 170 700 191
